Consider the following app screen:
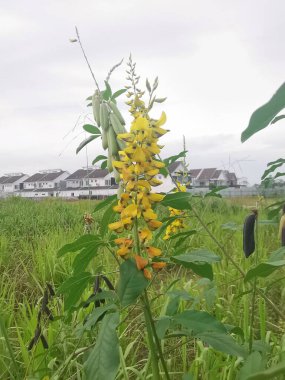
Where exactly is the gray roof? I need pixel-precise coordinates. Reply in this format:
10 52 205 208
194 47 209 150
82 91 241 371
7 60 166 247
168 161 183 174
0 174 26 184
212 170 222 179
66 169 109 180
24 171 66 183
228 172 237 181
63 185 119 190
189 169 201 178
197 168 217 181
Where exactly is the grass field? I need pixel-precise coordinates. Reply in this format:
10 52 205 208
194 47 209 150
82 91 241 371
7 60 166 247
0 196 285 379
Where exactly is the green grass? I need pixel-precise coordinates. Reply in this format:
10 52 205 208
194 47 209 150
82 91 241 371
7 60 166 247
0 196 285 379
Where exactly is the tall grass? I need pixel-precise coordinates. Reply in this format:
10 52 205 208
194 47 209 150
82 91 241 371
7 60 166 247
0 196 284 379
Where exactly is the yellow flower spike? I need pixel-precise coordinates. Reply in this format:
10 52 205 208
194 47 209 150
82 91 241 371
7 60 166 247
143 268 152 280
114 237 132 246
132 147 146 163
121 204 138 219
121 217 133 226
155 111 167 127
149 193 164 202
152 262 167 270
126 181 135 192
149 178 163 186
135 255 149 270
108 221 124 232
143 208 157 221
146 143 161 155
146 246 162 258
138 228 152 242
148 220 162 230
136 180 151 191
117 246 130 256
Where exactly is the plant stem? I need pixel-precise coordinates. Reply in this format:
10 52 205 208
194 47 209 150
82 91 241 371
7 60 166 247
143 298 161 379
143 291 171 380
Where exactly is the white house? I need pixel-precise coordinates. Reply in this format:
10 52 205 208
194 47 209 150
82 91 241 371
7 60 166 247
154 161 189 193
18 169 69 198
189 168 238 188
0 173 29 197
59 168 118 199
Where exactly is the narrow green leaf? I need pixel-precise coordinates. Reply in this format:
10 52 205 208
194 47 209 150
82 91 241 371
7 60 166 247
161 192 192 210
58 235 100 257
83 124 101 135
92 154 107 165
173 310 227 334
72 242 104 273
112 88 127 99
196 331 247 358
117 259 148 307
101 198 118 236
76 135 100 154
102 81 112 100
261 161 285 180
85 312 120 380
154 97 167 103
82 304 118 331
146 78 151 93
57 272 93 311
163 151 187 166
155 316 171 339
268 247 285 262
171 249 221 264
241 82 285 142
94 195 117 213
271 114 285 124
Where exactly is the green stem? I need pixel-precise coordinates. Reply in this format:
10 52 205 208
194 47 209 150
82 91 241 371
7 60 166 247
143 291 171 380
143 299 161 379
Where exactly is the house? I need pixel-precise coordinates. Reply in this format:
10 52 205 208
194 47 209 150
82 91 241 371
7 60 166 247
59 167 118 199
189 168 238 188
18 169 69 198
154 161 189 193
0 173 29 197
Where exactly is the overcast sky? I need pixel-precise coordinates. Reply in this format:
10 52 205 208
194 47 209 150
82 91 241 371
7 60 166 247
0 0 284 184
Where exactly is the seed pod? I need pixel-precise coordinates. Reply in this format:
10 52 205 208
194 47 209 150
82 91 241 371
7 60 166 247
108 101 125 125
110 113 126 134
100 102 109 131
41 290 48 311
43 306 54 321
243 211 257 258
28 337 35 351
102 128 108 150
93 276 100 295
40 334 49 349
102 275 115 290
92 91 101 127
107 127 119 156
107 149 113 173
46 283 55 297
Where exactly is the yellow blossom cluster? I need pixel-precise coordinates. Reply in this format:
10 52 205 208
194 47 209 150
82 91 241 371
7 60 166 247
108 98 168 279
163 182 186 240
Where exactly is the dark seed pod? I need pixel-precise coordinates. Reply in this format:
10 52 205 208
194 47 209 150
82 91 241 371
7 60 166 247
243 211 257 258
37 310 42 323
95 300 101 308
282 228 285 247
93 276 100 295
28 337 35 351
46 283 55 297
40 334 49 349
83 294 94 308
41 290 49 310
102 276 115 290
34 325 41 343
43 306 54 321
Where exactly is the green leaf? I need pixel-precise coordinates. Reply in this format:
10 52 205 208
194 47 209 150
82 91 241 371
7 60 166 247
58 235 100 257
173 310 227 334
84 312 120 380
268 247 285 262
241 82 285 142
92 154 107 166
58 272 93 311
246 360 285 380
204 186 227 198
101 160 108 169
155 316 171 339
94 194 117 213
117 259 148 307
83 124 101 135
182 374 194 380
244 259 285 282
146 78 151 93
261 160 285 180
101 198 118 236
171 249 221 264
171 249 220 280
72 241 104 274
111 88 127 99
82 304 118 331
76 135 100 154
196 331 247 358
161 192 192 210
154 97 167 103
271 114 285 124
163 151 187 167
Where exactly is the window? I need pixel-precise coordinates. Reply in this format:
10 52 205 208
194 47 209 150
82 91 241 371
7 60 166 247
71 192 74 197
105 180 111 186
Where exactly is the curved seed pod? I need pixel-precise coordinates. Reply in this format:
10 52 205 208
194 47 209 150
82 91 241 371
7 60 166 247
41 290 48 310
46 283 55 297
107 149 113 172
102 275 115 290
243 211 257 258
102 128 108 150
92 92 101 127
110 113 127 134
100 102 109 131
93 276 100 295
28 337 35 351
107 126 119 156
108 101 125 125
40 334 49 349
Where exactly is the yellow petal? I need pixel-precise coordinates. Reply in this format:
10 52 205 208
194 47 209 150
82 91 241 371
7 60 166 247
155 111 167 127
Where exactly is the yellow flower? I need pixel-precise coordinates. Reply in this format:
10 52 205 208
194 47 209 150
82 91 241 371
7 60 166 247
135 255 148 270
143 209 157 221
146 246 162 258
121 204 138 219
139 228 152 242
148 220 162 230
108 221 124 232
155 111 167 127
152 261 167 270
143 268 152 280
